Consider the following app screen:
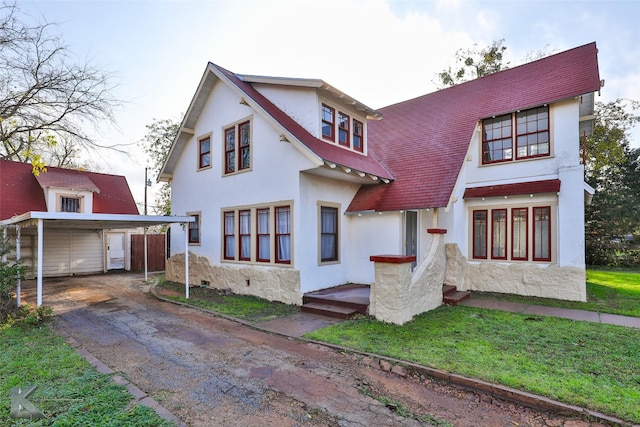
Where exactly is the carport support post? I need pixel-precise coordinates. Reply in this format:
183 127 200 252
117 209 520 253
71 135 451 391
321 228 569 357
16 226 21 307
185 223 189 299
144 227 148 282
37 219 43 306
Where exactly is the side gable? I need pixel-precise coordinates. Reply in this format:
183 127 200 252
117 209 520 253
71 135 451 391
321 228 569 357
0 160 138 220
348 42 601 213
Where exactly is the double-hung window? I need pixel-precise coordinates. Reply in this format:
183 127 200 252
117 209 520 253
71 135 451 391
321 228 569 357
275 206 291 263
320 206 338 263
257 208 270 262
321 104 335 141
224 120 251 174
239 210 251 261
188 213 200 244
353 119 364 152
482 106 550 164
472 206 552 262
224 211 235 260
198 136 211 169
338 112 350 147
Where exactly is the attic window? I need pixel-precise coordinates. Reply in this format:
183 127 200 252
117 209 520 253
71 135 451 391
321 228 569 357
61 197 81 213
482 106 550 164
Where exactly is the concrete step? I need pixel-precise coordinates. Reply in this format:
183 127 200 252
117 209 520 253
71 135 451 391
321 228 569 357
442 284 457 296
443 290 472 306
300 302 360 319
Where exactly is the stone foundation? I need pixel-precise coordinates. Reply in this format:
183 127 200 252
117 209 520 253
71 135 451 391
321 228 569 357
370 235 445 325
444 243 586 302
166 252 302 305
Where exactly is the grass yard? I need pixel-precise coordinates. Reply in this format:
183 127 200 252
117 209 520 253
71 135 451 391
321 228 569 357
0 323 175 427
155 280 298 322
473 268 640 317
305 306 640 423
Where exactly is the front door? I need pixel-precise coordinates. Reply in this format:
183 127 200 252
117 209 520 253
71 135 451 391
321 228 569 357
404 211 417 269
107 233 126 270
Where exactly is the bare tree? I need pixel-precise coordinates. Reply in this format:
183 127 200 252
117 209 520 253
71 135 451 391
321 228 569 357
0 1 120 171
141 118 179 215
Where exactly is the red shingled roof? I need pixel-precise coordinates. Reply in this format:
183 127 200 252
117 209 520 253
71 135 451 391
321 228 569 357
347 42 601 212
211 64 395 180
0 160 138 220
463 179 561 199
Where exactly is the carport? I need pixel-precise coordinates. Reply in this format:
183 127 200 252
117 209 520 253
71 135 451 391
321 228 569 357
0 211 195 306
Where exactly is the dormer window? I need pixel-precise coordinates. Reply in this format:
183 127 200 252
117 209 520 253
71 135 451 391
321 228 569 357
60 196 81 213
321 104 335 141
321 103 366 154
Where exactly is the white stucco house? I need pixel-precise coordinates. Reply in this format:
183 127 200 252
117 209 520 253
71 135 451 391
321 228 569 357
160 42 602 321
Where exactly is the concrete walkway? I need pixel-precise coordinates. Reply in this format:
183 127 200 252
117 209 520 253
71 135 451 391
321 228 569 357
462 298 640 328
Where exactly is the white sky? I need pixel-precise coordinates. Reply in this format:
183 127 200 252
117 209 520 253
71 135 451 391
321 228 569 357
20 0 640 212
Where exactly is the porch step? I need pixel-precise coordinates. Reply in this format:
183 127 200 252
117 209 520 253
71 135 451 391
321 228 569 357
300 302 360 319
442 285 472 306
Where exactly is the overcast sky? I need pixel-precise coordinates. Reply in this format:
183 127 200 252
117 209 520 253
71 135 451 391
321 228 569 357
20 0 640 212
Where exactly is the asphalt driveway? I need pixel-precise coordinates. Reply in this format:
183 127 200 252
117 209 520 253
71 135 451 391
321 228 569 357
20 274 603 427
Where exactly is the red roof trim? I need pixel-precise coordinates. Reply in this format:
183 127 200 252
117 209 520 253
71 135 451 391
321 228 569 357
463 179 561 199
370 254 416 264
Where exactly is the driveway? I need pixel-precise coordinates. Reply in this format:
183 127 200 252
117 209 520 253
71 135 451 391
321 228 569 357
21 274 604 426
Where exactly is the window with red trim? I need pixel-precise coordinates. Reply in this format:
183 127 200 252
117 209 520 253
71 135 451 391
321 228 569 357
188 214 200 244
223 211 235 260
257 208 270 262
321 104 334 141
353 119 363 152
473 210 488 259
224 127 235 174
199 136 211 169
338 112 350 147
491 209 507 259
511 208 528 260
516 106 549 159
275 206 291 264
482 114 512 164
239 210 251 261
224 120 251 174
533 206 551 261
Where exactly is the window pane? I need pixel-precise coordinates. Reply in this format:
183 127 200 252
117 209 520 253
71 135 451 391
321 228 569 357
516 106 550 160
473 210 487 258
321 104 334 140
225 128 235 173
239 210 251 260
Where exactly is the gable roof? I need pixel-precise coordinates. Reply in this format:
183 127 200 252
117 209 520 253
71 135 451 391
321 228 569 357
0 160 139 220
347 42 601 212
159 63 394 182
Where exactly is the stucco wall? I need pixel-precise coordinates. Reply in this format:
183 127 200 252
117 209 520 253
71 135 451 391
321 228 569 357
370 234 445 325
166 252 302 305
444 243 586 301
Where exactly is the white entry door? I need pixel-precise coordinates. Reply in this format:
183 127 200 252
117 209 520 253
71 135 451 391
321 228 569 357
107 233 126 270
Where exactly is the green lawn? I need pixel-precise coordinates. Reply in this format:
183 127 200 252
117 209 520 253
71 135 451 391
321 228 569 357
473 268 640 317
304 306 640 423
0 323 175 426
